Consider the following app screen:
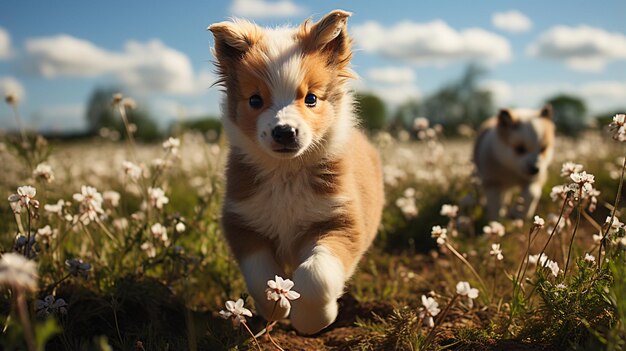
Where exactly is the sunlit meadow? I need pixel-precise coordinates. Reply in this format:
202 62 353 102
1 94 625 350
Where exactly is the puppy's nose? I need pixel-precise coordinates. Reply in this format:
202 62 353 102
271 125 298 145
529 165 540 175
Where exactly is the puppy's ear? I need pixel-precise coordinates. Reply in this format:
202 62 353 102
497 109 516 128
208 20 261 67
300 10 354 76
539 104 553 119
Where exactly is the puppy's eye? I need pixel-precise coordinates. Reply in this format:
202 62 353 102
540 145 547 153
515 144 527 155
249 95 263 109
304 93 317 107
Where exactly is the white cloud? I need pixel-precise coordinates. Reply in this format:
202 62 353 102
481 80 513 105
527 25 626 72
492 10 532 33
579 81 626 99
366 67 415 85
23 35 202 95
351 20 512 66
230 0 305 18
369 84 421 106
0 27 11 59
0 76 25 102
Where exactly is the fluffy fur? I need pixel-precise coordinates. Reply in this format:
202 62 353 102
473 106 555 220
209 10 384 334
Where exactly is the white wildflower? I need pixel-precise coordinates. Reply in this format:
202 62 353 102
33 163 55 183
560 162 583 177
266 275 300 309
0 253 38 292
103 191 121 207
431 225 447 246
609 114 626 141
456 281 479 308
483 221 505 237
140 242 156 258
122 161 142 180
150 223 168 243
44 199 65 216
148 187 169 209
533 215 545 228
175 222 186 233
440 204 459 218
418 295 440 328
72 185 104 224
584 253 596 263
489 243 504 261
8 185 39 213
163 137 180 155
219 298 252 327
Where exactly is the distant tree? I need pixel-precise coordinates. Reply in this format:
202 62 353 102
85 87 161 141
422 64 494 131
546 94 588 136
593 109 625 130
393 100 421 131
171 117 222 139
355 93 386 132
86 87 119 134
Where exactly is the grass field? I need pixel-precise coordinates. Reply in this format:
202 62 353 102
1 103 625 350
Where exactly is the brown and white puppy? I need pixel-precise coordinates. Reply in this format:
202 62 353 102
208 10 384 334
473 106 555 220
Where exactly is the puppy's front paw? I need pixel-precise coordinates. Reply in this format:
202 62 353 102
289 245 345 334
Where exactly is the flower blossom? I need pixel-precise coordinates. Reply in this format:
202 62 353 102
440 204 459 218
35 295 67 318
533 215 545 228
560 162 583 177
418 295 440 328
0 253 38 292
219 298 253 327
483 221 505 237
456 281 479 307
150 223 169 243
65 258 92 278
431 225 447 246
148 187 169 209
122 161 142 180
8 185 39 213
72 185 104 224
609 114 626 141
33 163 55 183
163 137 180 155
490 243 504 260
266 275 300 309
584 253 596 263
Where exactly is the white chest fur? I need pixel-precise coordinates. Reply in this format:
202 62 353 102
229 169 344 259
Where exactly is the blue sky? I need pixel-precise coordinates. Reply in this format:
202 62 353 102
1 0 625 132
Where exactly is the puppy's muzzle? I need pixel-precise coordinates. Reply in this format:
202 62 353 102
528 165 540 175
272 125 298 147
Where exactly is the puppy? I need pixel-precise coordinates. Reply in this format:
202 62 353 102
473 105 555 220
209 10 384 334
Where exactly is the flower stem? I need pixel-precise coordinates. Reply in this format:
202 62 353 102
241 321 263 351
564 188 583 275
598 154 626 268
15 288 36 351
444 243 488 295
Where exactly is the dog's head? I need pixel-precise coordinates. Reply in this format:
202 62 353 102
496 105 555 179
209 10 355 161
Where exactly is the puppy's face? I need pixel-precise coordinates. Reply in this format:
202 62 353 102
496 106 555 179
209 10 354 160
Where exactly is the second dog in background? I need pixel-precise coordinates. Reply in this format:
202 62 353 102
474 105 555 220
